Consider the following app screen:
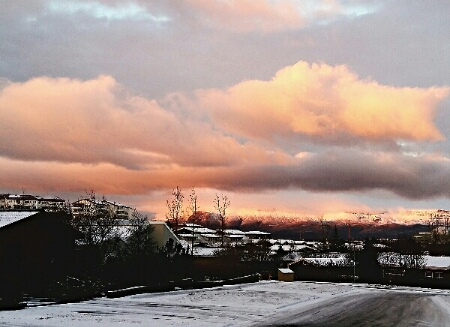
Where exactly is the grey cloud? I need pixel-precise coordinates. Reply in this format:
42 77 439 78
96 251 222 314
201 150 450 200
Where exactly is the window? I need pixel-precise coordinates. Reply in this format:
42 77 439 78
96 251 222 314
425 271 433 278
435 272 443 279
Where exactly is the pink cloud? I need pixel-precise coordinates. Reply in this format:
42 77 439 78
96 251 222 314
197 61 449 144
175 0 364 33
185 0 304 32
0 75 287 169
1 62 450 216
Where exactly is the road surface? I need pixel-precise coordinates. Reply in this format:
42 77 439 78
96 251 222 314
256 292 450 327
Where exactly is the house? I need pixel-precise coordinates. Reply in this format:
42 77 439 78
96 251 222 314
222 229 246 244
176 226 219 246
102 200 134 219
71 198 109 217
288 255 354 282
278 268 294 282
413 232 432 243
0 211 79 295
420 255 450 282
149 221 183 249
198 233 221 246
245 230 271 240
177 226 217 236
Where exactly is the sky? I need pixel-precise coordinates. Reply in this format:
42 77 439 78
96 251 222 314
1 0 450 220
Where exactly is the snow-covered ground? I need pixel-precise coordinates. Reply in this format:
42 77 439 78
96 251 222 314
2 281 450 326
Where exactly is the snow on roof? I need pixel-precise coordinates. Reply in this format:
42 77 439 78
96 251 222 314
291 255 348 267
184 223 202 227
201 233 220 238
223 229 246 235
293 244 315 251
0 211 39 228
193 247 220 257
245 231 270 235
305 241 322 247
424 256 450 269
178 226 216 234
280 239 294 245
225 234 245 239
103 200 132 208
2 194 37 200
270 244 280 251
278 268 294 274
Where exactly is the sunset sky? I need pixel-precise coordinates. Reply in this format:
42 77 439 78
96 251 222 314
1 1 450 219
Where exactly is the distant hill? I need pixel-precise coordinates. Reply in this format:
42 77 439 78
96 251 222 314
188 209 439 240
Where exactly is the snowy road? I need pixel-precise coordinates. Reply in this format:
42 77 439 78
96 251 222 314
256 292 450 326
1 282 450 326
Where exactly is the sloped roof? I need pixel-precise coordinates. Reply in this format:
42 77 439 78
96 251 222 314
178 226 216 234
245 231 270 235
200 233 220 238
424 255 450 270
0 211 39 228
223 229 245 235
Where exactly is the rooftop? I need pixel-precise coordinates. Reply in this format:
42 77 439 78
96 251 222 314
0 211 39 228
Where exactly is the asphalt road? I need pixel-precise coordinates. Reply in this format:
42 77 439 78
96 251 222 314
255 292 450 327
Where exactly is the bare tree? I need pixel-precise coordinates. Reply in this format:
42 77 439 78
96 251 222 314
71 192 120 246
429 210 450 244
165 186 184 231
71 193 121 264
188 189 199 255
214 193 230 247
378 252 425 269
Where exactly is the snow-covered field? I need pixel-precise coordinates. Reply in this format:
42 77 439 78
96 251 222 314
2 281 450 326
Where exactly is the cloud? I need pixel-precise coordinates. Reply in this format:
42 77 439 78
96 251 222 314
197 61 449 145
2 148 450 202
1 63 450 210
0 75 288 170
181 0 368 33
46 1 170 23
184 0 305 32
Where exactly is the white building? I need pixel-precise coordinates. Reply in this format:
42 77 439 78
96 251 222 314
71 198 134 219
0 194 66 212
149 221 183 248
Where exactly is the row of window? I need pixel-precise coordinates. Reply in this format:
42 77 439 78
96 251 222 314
425 271 443 279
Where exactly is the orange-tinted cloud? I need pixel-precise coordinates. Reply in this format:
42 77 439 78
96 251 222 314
1 62 450 216
2 148 450 200
198 61 449 144
0 75 288 169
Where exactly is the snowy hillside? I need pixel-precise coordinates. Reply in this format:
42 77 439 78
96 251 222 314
237 209 450 227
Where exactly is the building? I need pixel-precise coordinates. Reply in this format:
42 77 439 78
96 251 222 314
103 200 134 219
0 194 66 212
177 225 219 246
149 221 183 249
0 211 80 295
71 198 134 220
245 231 271 240
277 268 294 282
